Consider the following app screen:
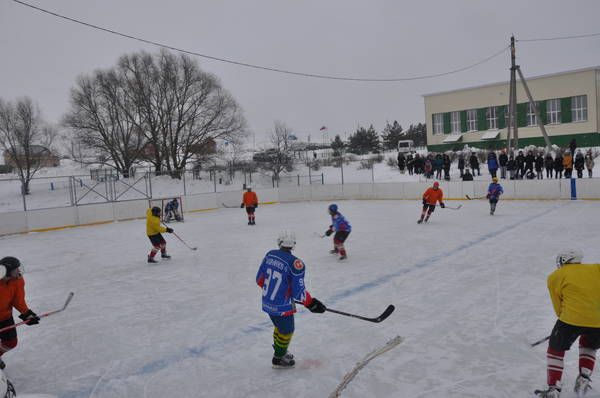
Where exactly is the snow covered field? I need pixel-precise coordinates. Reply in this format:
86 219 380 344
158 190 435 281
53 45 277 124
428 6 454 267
1 199 599 397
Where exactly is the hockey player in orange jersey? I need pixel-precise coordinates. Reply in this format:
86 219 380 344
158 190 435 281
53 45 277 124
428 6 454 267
417 181 445 224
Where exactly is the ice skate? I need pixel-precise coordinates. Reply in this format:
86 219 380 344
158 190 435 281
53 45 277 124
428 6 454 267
0 358 5 370
534 385 561 398
161 253 171 259
272 353 295 369
147 256 158 264
339 255 347 260
574 373 591 396
330 249 338 254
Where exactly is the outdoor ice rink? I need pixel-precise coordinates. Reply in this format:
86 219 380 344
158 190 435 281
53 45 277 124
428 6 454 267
1 199 600 398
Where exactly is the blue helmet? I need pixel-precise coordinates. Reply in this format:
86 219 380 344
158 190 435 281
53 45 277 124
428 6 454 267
328 203 338 213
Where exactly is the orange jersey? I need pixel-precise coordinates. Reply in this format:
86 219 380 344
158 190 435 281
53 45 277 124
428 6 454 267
243 191 258 207
0 277 29 320
423 187 444 205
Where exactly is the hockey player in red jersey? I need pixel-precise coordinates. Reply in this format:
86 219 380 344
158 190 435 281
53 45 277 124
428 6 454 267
418 181 445 224
0 257 40 370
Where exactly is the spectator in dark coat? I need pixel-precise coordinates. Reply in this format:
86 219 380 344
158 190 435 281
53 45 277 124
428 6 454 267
525 151 535 176
433 154 443 179
424 157 433 179
554 152 564 179
585 150 595 178
469 153 480 176
544 152 554 179
413 154 424 174
507 155 517 180
569 138 577 157
462 168 474 181
458 154 465 177
534 152 544 179
487 151 498 178
499 150 508 179
397 152 406 174
443 154 451 181
515 151 525 179
574 150 585 178
406 153 414 175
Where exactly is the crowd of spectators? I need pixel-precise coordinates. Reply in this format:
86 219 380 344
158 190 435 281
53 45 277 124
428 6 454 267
396 140 596 182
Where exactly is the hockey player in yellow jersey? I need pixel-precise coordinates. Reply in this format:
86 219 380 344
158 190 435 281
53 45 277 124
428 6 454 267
535 250 600 398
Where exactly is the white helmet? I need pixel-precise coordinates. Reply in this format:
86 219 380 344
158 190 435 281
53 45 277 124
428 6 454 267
277 230 296 250
555 249 583 268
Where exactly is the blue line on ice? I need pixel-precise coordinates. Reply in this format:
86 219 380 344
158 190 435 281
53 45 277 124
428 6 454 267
60 202 565 398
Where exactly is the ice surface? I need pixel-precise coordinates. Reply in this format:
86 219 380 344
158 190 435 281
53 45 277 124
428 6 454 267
1 199 599 397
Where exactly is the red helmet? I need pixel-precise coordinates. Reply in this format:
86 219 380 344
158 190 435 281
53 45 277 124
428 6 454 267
433 181 440 188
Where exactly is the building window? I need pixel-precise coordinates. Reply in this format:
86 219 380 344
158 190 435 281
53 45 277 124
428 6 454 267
486 107 497 130
547 98 561 124
432 113 444 134
450 111 461 133
527 102 538 126
572 95 587 122
466 109 477 131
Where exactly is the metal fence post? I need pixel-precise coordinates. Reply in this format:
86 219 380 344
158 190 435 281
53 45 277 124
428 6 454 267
297 175 300 186
183 169 187 196
340 158 344 185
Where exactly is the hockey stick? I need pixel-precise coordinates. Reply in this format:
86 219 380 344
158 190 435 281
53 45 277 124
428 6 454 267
295 301 395 323
530 335 550 347
313 232 326 239
161 224 198 251
442 204 462 210
465 194 485 200
172 231 198 251
0 292 74 333
221 203 239 209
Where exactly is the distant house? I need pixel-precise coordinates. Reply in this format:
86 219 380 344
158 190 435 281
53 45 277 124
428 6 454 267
3 145 60 168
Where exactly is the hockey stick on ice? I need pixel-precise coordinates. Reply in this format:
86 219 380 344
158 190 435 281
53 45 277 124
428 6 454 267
171 231 198 251
161 224 197 251
441 204 462 210
313 232 326 239
0 292 74 333
530 335 550 347
465 195 485 200
295 301 395 323
221 203 239 209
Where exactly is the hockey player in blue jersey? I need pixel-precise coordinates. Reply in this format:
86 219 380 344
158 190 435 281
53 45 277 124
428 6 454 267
487 177 504 215
164 198 182 222
324 204 351 260
256 231 326 368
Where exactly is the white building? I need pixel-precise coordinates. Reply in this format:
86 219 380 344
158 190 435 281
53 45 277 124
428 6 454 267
424 66 600 152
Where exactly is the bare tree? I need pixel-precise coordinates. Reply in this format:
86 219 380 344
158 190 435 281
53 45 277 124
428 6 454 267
64 69 147 178
118 50 246 177
0 97 56 194
254 121 295 181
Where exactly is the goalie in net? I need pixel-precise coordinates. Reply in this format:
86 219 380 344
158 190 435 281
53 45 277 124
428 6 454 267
164 198 183 223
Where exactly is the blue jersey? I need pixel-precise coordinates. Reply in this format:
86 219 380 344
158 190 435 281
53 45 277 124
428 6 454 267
487 183 504 200
165 200 179 212
256 249 310 316
331 213 351 232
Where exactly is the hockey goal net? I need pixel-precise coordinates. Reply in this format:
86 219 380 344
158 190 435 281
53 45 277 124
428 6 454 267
148 196 185 223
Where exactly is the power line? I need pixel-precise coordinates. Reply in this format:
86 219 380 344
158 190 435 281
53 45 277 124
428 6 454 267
518 32 600 42
12 0 509 82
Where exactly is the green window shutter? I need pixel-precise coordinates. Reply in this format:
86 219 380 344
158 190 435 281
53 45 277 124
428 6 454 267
517 103 527 127
443 113 451 134
460 110 467 132
497 106 506 129
477 108 487 131
538 100 547 125
561 97 572 123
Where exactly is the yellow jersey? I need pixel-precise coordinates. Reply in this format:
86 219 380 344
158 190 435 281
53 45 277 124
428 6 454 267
547 263 600 327
146 208 167 236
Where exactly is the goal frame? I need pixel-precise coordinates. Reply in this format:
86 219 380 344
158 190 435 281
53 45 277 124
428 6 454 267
148 196 185 223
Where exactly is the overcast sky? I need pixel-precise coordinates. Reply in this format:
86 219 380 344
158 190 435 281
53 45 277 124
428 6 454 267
1 0 599 148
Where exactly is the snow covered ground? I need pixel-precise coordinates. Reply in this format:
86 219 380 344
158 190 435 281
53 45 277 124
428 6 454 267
1 199 599 397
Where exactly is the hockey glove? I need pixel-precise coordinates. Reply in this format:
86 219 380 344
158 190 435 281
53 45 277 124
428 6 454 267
422 198 427 205
19 309 40 325
240 203 244 208
325 229 333 237
254 203 258 207
306 298 326 313
439 202 445 208
166 228 174 233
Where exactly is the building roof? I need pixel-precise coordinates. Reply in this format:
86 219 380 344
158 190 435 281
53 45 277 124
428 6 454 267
422 66 600 98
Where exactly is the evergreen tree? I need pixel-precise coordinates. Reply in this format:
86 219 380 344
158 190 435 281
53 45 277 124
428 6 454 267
331 134 345 156
403 123 427 146
381 121 403 150
347 125 380 155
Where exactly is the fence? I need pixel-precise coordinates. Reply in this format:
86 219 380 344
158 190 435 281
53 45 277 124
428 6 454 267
0 177 599 236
